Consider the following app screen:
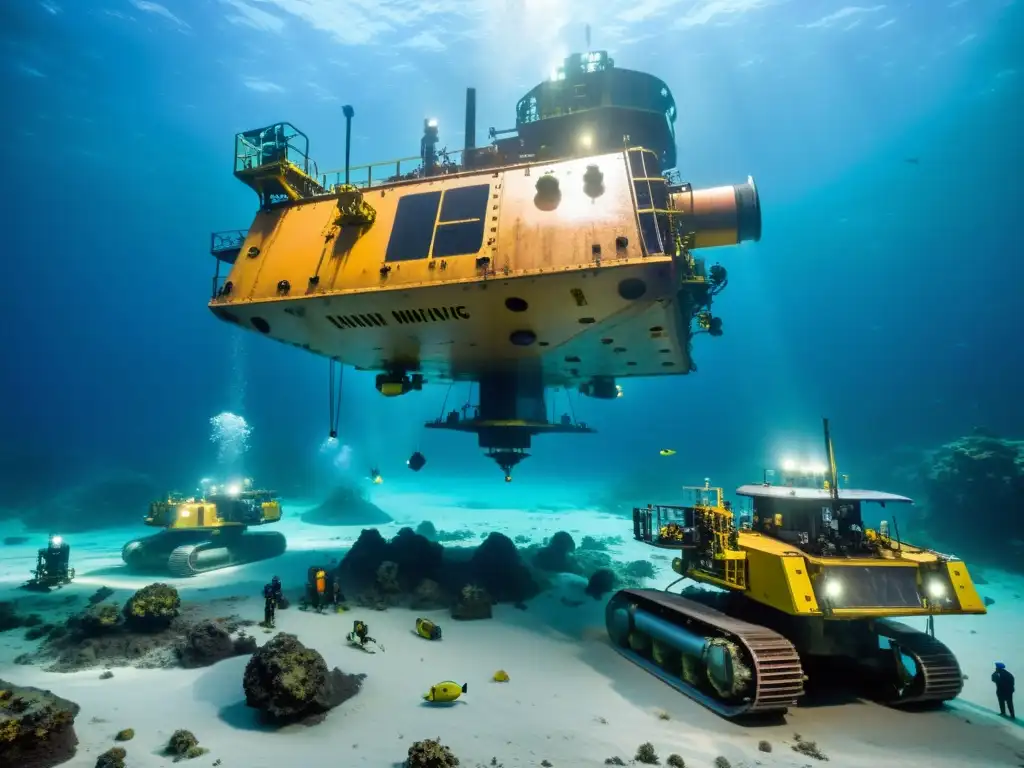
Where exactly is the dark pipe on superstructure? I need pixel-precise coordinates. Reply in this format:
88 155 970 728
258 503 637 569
342 105 354 184
464 87 477 168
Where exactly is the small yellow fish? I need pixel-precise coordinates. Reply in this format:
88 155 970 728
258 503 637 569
424 681 467 703
492 670 509 682
372 475 383 484
659 449 676 457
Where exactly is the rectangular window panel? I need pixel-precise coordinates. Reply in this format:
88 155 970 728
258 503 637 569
439 184 489 223
385 191 442 262
433 220 486 258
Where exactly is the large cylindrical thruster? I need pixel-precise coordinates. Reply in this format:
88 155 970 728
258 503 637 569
671 176 761 249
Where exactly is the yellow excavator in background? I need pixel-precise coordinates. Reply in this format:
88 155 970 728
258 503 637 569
607 418 986 718
121 478 286 578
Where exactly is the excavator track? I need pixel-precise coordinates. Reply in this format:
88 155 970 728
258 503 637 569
607 589 805 718
873 619 964 705
167 531 287 577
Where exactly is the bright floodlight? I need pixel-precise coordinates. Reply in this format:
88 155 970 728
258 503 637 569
579 132 593 148
926 579 947 599
226 483 242 496
50 535 63 546
781 458 797 471
427 118 438 128
824 579 842 599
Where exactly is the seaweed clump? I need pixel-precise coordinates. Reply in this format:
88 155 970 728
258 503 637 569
95 746 126 768
242 633 365 725
122 583 180 631
635 742 659 764
405 737 460 767
165 729 207 761
0 679 81 768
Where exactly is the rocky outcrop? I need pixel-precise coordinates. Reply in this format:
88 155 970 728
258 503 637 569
21 584 250 673
451 584 492 621
177 620 257 669
242 633 365 725
920 428 1024 566
0 679 80 768
336 527 541 617
301 481 393 526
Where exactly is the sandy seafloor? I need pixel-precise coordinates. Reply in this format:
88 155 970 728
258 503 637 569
1 483 1023 768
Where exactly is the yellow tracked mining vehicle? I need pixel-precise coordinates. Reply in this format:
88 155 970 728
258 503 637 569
607 418 986 719
122 480 286 578
208 48 760 480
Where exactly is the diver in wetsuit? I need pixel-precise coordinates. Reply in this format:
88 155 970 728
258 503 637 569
993 662 1015 719
262 582 277 628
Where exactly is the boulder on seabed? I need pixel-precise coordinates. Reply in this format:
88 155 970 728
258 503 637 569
177 620 257 669
122 583 180 631
242 633 365 725
0 679 81 768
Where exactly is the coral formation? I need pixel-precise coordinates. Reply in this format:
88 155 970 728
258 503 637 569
0 679 80 768
919 428 1024 566
122 583 180 631
165 729 208 761
177 620 257 668
757 740 771 752
95 746 125 768
666 756 685 768
302 480 393 526
114 728 134 741
242 633 365 725
405 737 460 767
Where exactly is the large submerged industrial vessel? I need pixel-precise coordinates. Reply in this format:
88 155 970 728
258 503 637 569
209 49 760 478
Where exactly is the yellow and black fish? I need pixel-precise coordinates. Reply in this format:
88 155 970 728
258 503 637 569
423 681 466 703
415 617 442 640
659 449 677 457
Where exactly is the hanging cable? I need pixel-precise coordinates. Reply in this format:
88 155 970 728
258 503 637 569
328 359 344 438
438 382 454 422
565 386 579 426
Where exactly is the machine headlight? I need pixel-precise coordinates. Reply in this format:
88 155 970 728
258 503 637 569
226 483 242 496
50 535 63 547
824 579 843 599
925 578 947 600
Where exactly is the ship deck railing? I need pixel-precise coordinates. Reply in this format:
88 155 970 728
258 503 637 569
319 148 468 191
210 229 247 299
